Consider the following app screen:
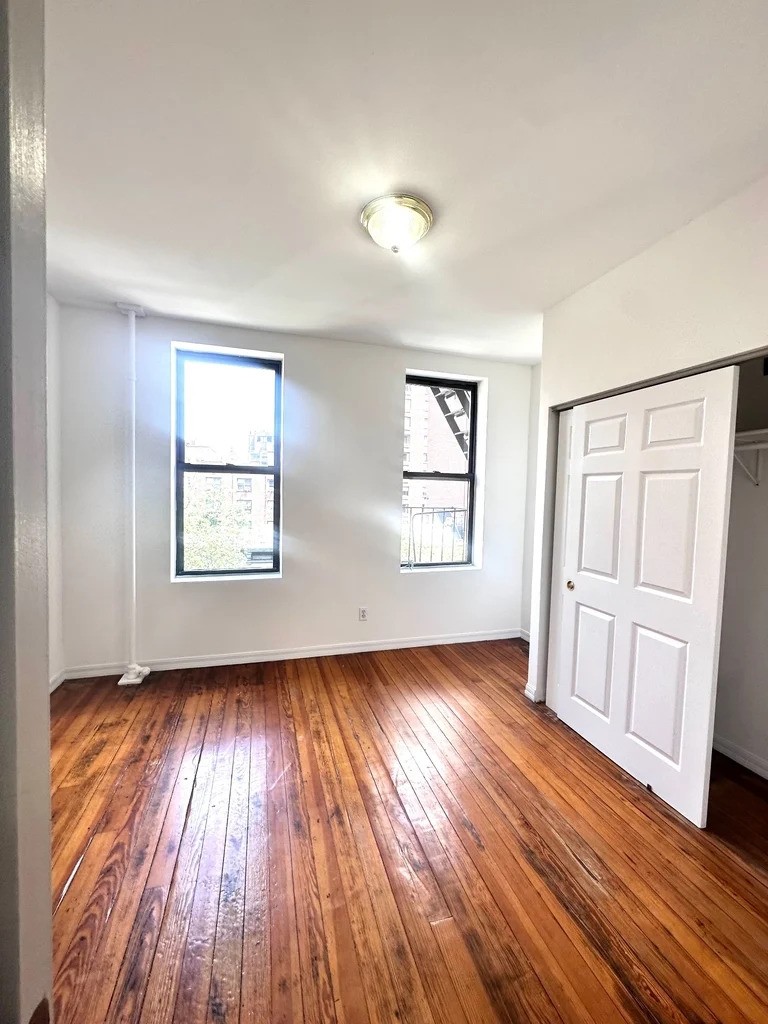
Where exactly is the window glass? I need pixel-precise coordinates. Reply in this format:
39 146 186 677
401 479 470 566
182 473 275 572
401 376 477 567
176 349 281 575
182 357 276 466
401 381 472 474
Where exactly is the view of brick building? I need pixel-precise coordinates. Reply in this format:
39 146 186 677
401 380 473 565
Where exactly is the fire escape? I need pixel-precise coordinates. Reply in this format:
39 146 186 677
430 384 470 454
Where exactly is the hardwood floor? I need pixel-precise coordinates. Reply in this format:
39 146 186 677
50 640 768 1024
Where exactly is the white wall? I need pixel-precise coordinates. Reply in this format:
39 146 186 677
529 172 768 700
520 363 540 639
56 306 531 673
59 307 128 671
542 173 768 407
47 295 65 685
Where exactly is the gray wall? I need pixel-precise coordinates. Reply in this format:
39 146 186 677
715 358 768 778
0 0 53 1019
735 356 768 432
47 296 65 686
520 363 540 637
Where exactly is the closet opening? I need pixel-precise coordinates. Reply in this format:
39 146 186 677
711 355 768 845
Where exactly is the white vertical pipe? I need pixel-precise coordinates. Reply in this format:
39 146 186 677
117 303 149 685
127 309 137 661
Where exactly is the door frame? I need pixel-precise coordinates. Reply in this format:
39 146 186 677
544 408 572 713
528 347 768 709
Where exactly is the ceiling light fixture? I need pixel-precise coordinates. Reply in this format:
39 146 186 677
360 193 433 253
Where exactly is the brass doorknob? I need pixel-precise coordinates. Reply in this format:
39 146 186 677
566 580 575 591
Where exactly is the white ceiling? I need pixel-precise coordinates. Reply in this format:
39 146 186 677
46 0 768 361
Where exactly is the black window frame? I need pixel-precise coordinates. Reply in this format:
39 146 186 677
175 347 282 577
402 373 478 568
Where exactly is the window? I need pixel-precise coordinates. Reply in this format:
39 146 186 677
401 375 477 568
175 348 282 576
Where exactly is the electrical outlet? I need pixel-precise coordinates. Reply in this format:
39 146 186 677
359 606 368 622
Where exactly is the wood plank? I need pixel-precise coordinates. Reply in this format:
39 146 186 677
172 682 241 1023
239 671 271 1024
299 657 403 1024
207 675 252 1024
50 642 768 1024
436 643 768 1007
430 916 500 1024
51 683 135 789
53 829 118 971
52 675 187 1023
326 657 471 1024
388 650 649 1024
105 886 166 1024
475 641 768 908
283 659 371 1024
54 672 193 1024
351 652 567 1024
470 663 768 1001
387 648 719 1024
311 657 438 1024
140 675 227 1024
276 663 338 1024
263 663 304 1024
104 684 214 1024
51 683 161 900
50 681 114 766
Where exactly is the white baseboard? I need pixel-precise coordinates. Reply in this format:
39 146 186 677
54 629 522 683
49 670 66 693
520 629 530 642
714 735 768 782
50 661 127 689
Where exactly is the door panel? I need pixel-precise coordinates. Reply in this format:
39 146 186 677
554 367 738 827
572 604 614 717
643 399 704 448
586 414 627 453
579 474 622 578
626 625 687 763
636 470 699 597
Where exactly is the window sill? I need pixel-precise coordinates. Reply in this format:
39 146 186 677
400 563 481 575
172 572 282 583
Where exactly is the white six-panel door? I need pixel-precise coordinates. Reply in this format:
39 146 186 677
554 367 738 827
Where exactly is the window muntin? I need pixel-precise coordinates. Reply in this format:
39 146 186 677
175 349 282 576
401 376 477 568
